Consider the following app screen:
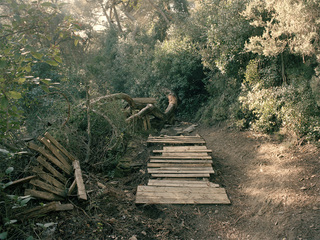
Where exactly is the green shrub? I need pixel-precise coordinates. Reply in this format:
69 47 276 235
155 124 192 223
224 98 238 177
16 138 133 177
236 80 320 139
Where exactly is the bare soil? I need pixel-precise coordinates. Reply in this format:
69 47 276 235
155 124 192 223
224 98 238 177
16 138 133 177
20 124 320 240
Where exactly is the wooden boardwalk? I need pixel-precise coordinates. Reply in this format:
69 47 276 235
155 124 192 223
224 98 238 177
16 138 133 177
136 135 230 204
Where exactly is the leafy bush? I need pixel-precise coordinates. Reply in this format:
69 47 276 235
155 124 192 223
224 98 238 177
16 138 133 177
152 37 207 119
235 80 320 139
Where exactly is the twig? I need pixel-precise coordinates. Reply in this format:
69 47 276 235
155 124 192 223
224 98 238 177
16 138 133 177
68 199 91 219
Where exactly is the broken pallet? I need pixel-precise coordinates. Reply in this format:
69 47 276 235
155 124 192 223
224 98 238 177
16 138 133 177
27 132 87 201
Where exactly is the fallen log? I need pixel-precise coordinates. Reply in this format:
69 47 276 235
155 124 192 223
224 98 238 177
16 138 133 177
126 93 177 127
89 93 136 108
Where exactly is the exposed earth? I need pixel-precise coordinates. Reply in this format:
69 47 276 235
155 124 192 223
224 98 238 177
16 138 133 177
12 123 320 239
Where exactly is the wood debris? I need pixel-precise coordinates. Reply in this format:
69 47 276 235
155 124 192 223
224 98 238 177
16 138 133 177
27 132 87 201
15 201 73 220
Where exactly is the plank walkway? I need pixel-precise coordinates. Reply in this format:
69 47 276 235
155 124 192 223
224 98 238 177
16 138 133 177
136 135 230 204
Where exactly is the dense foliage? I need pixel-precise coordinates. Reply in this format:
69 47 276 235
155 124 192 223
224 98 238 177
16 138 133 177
1 0 319 161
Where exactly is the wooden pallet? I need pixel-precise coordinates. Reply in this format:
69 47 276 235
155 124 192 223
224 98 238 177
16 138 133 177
136 136 230 204
27 132 87 201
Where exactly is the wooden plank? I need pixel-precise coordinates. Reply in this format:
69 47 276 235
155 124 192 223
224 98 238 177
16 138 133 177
136 186 230 204
148 179 209 184
32 166 65 189
29 142 72 175
148 167 213 170
68 179 77 195
38 136 73 170
15 202 73 219
147 168 214 174
55 203 74 211
136 197 230 204
29 179 66 197
150 156 212 160
148 180 219 187
25 189 64 201
163 146 208 150
162 152 208 157
150 159 213 163
73 160 87 200
36 156 67 183
4 175 36 188
148 135 202 139
147 163 212 168
151 173 210 178
44 132 77 162
154 149 212 153
147 137 204 141
147 138 206 144
138 186 224 193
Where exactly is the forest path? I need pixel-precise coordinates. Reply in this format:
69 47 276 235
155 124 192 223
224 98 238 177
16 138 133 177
51 123 320 240
185 124 320 240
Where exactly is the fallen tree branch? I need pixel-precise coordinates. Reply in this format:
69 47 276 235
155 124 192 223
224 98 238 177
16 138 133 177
126 104 155 122
126 93 177 125
90 93 135 108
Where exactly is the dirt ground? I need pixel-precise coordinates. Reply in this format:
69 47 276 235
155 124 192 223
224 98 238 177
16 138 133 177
17 124 320 240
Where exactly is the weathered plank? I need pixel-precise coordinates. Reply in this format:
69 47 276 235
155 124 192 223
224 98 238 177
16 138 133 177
153 149 212 153
136 186 230 204
147 168 214 174
44 132 77 162
73 160 87 200
138 185 226 193
29 179 67 197
38 136 72 170
29 142 72 175
150 159 213 163
147 136 206 145
136 197 230 204
147 163 212 168
36 156 67 183
163 146 208 150
148 135 201 139
3 175 36 189
161 152 209 157
15 201 73 219
68 179 77 195
150 156 212 160
25 189 64 201
151 173 210 178
32 166 65 189
148 180 219 187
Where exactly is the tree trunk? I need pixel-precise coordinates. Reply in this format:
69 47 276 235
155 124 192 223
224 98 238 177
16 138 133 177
281 52 287 85
85 83 91 163
147 0 170 24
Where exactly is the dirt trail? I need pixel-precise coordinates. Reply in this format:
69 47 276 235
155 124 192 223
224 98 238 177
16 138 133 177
192 125 320 240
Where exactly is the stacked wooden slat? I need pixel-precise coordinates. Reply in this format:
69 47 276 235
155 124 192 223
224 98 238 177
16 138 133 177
136 135 230 204
147 135 206 145
27 132 87 201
